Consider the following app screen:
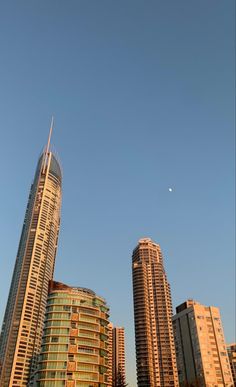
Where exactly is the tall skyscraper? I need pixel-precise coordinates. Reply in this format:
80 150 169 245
110 326 126 387
227 344 236 385
173 300 233 386
132 237 179 387
0 123 62 386
36 280 110 387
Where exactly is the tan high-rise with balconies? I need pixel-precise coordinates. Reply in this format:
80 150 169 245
172 300 233 386
112 326 126 387
132 237 179 387
0 125 62 386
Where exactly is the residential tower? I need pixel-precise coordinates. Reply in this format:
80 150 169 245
36 280 110 387
132 237 179 387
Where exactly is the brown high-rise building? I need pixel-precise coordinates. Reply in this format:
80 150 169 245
0 124 62 386
107 323 113 387
173 300 233 386
107 324 126 387
132 237 179 387
112 326 126 387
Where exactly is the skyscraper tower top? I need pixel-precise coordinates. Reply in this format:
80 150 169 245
40 116 62 181
0 120 62 386
138 237 159 246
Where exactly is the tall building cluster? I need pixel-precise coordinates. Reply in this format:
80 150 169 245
0 127 234 387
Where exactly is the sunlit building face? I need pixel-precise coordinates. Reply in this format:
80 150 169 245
36 281 110 387
0 139 62 386
173 300 234 387
132 238 179 387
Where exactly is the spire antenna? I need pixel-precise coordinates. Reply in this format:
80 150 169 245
43 116 54 173
46 116 54 155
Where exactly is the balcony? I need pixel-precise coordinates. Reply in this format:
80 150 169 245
70 328 78 337
71 313 79 322
68 345 77 353
67 361 76 372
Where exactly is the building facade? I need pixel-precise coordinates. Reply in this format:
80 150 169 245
107 324 113 387
132 237 179 387
36 280 110 387
227 344 236 385
172 300 233 387
0 129 62 386
111 326 126 387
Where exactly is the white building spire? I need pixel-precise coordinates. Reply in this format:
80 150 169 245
43 116 54 173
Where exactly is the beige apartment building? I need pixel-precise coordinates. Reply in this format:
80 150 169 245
132 237 179 387
172 300 233 387
227 343 236 385
0 127 62 386
36 280 110 387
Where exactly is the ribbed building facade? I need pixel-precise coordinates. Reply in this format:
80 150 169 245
111 327 126 387
173 300 233 387
36 281 110 387
0 133 62 386
107 324 113 387
132 238 179 387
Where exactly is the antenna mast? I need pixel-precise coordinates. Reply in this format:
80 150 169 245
43 116 54 173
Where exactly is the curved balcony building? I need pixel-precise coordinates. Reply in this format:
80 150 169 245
36 280 110 387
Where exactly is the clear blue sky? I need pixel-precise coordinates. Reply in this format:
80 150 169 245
0 1 235 385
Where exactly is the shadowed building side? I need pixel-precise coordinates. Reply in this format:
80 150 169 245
0 127 62 386
227 344 236 385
